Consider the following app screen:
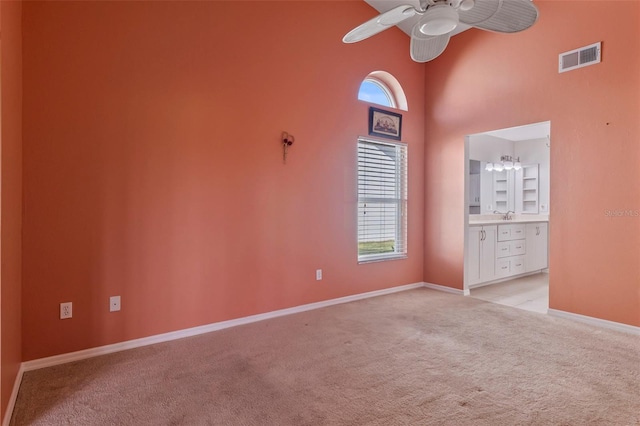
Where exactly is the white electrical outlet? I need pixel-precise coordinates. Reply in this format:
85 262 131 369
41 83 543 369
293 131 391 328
110 296 121 312
316 269 322 280
60 302 72 319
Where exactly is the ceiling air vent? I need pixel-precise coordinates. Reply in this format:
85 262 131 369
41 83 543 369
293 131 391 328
559 42 601 73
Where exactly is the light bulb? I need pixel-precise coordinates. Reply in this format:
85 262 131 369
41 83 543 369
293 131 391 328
514 162 522 171
494 163 504 172
503 160 513 170
485 163 494 171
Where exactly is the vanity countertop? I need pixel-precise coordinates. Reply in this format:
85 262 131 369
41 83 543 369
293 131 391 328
469 214 549 226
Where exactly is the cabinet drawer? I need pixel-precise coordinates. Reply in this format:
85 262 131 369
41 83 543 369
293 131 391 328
498 240 526 257
498 224 526 241
496 241 511 258
511 225 526 239
510 240 526 256
497 226 511 241
511 256 526 274
496 259 511 277
495 256 526 278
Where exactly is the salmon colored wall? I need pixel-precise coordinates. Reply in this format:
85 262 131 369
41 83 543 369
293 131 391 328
423 1 640 326
21 1 425 360
0 0 23 420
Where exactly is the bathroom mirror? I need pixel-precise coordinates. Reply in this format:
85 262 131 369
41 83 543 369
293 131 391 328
469 161 543 215
468 128 550 216
468 160 510 215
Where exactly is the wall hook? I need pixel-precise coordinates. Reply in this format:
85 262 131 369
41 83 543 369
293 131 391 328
282 131 295 164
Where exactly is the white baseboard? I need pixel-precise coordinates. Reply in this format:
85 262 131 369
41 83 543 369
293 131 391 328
9 284 638 423
423 282 470 296
22 281 425 372
2 364 24 426
6 281 424 424
547 309 640 335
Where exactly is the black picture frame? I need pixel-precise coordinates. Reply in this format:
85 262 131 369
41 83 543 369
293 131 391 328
368 107 402 141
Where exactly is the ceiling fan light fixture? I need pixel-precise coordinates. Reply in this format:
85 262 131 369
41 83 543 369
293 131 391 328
342 0 538 63
419 5 459 36
459 0 475 12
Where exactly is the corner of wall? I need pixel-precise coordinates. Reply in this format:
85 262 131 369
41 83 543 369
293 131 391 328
0 0 24 422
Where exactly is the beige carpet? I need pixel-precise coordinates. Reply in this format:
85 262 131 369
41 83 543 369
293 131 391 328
10 288 640 425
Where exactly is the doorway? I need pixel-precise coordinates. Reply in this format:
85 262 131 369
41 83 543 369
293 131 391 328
463 121 551 313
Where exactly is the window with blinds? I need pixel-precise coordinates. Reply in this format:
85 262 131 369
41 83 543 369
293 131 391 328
357 138 408 263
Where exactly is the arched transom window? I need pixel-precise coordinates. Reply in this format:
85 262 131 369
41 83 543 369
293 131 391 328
357 71 408 111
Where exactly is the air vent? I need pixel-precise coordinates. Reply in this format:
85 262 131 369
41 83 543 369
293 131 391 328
559 42 601 73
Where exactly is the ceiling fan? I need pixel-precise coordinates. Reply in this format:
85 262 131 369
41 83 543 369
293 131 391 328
343 0 539 62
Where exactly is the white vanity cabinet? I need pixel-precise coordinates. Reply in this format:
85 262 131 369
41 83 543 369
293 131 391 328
468 221 548 287
495 224 526 278
525 222 548 272
468 225 497 285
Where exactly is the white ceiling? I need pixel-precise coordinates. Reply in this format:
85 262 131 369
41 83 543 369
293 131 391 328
364 0 472 38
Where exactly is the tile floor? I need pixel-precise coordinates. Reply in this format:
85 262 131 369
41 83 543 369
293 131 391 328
469 272 549 314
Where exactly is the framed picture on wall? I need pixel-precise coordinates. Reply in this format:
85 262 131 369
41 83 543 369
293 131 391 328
368 107 402 141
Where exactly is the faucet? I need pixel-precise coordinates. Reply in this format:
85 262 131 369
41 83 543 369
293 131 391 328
493 210 514 220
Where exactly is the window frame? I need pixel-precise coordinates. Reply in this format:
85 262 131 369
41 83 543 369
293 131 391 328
357 137 408 264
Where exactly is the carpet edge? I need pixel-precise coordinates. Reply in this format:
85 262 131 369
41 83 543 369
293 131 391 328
423 282 469 295
21 282 426 373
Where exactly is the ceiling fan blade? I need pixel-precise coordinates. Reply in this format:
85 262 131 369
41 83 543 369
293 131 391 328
343 5 417 43
410 25 451 62
459 0 539 33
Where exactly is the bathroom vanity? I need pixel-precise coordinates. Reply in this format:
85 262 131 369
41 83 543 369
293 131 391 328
468 216 548 287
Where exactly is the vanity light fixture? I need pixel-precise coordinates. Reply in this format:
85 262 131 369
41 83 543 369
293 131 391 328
485 155 521 172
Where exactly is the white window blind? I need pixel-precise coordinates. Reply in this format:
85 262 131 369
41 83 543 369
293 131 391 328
357 138 407 262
